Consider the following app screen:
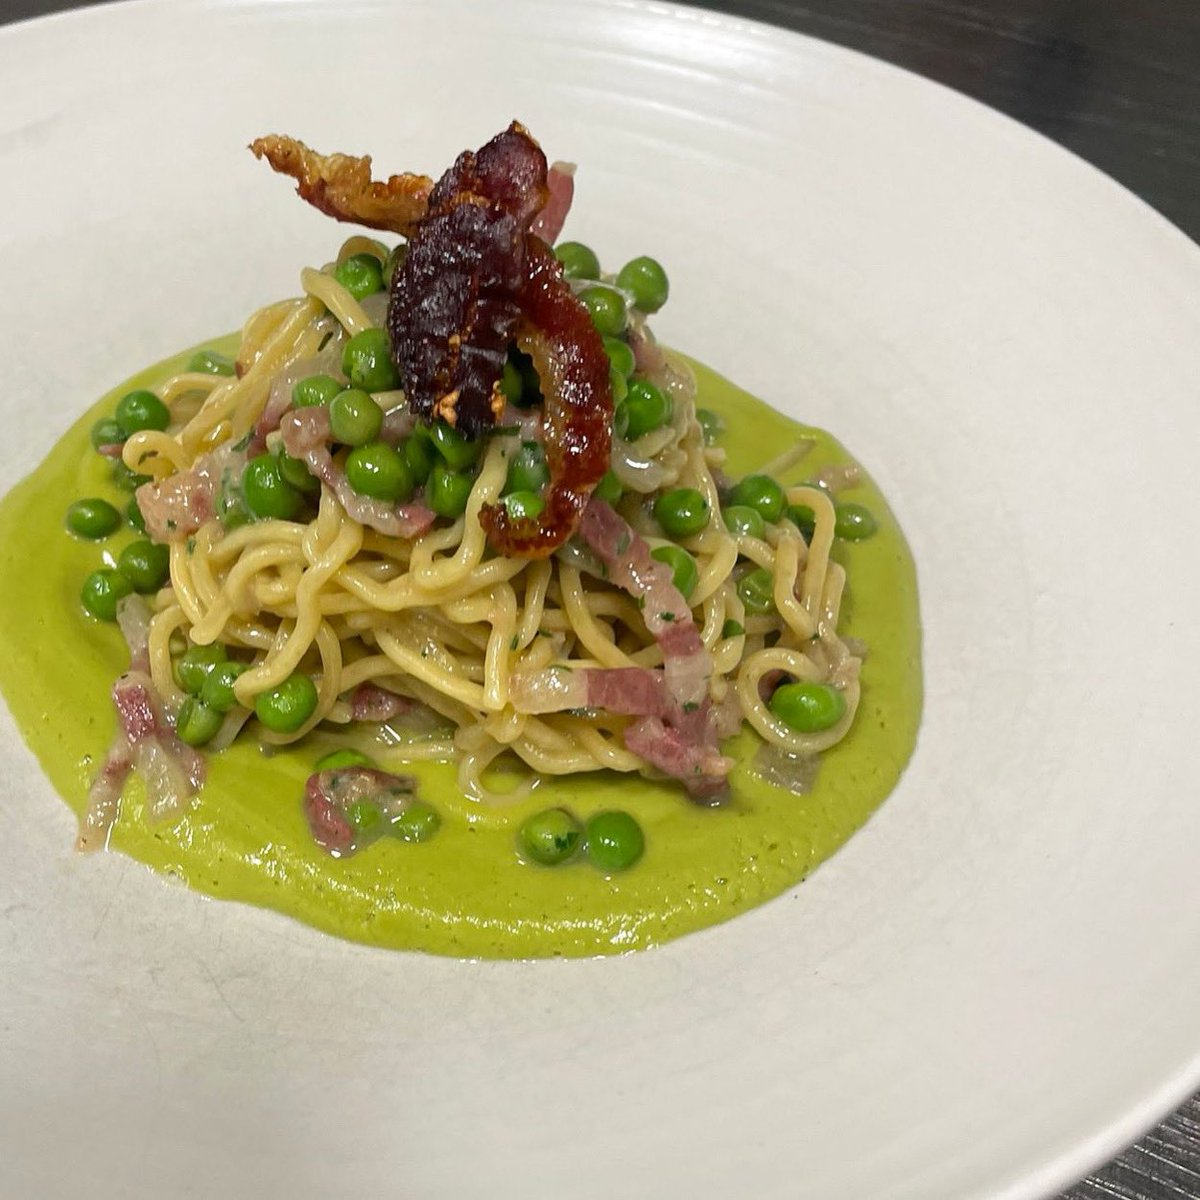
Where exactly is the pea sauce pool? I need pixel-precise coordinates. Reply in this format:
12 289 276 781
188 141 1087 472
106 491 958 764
0 341 922 957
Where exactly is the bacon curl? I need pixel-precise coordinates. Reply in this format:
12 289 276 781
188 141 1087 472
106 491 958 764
478 239 613 557
249 135 432 236
387 123 611 556
254 123 612 557
387 123 547 436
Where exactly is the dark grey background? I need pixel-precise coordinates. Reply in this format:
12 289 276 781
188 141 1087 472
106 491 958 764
2 0 1198 1196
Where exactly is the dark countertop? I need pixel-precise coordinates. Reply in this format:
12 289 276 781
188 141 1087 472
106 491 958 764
3 0 1198 1196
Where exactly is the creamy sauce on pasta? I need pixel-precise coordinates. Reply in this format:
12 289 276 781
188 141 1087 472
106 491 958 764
0 339 921 957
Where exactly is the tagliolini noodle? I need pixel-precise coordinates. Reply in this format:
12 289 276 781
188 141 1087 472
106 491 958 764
119 237 860 804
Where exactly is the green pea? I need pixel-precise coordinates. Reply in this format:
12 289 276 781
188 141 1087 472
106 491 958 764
66 498 120 539
382 243 407 286
505 348 542 408
427 464 473 518
334 252 385 300
126 497 147 533
292 373 343 409
609 366 628 408
315 748 374 771
429 420 481 469
400 433 437 486
276 449 320 494
834 502 878 541
603 336 636 379
593 470 623 505
579 286 628 337
345 442 413 502
347 799 382 834
615 379 672 442
342 328 401 392
81 568 133 621
115 389 170 436
111 460 152 493
188 348 236 377
505 440 549 495
519 807 583 865
768 681 847 733
723 504 765 540
501 490 544 522
554 241 600 281
254 672 319 733
616 255 669 313
118 539 170 593
242 454 304 521
650 544 699 600
721 618 745 639
696 408 723 446
728 474 786 524
585 810 644 872
217 489 251 530
391 801 441 843
498 359 524 404
785 503 816 540
176 643 226 694
175 697 223 746
653 488 710 539
199 660 248 713
90 417 125 451
737 567 776 614
329 388 384 446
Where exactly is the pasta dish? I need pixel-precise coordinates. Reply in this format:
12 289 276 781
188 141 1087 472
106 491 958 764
72 123 875 871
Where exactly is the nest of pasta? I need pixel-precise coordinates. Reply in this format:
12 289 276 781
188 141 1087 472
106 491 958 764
78 122 864 851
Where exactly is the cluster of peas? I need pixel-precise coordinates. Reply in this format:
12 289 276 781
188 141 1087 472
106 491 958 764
555 240 705 618
554 240 674 442
229 322 439 525
234 248 507 525
172 638 320 746
518 805 645 873
315 747 442 846
73 351 238 620
287 242 681 530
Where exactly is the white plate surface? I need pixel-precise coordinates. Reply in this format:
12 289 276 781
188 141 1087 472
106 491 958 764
2 2 1199 1197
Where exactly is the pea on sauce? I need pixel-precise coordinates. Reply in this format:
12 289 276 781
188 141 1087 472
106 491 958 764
0 338 922 958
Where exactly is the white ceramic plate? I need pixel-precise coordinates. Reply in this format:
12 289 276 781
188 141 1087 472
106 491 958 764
3 1 1199 1196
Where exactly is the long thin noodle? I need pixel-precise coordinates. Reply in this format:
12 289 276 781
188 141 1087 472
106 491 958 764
132 239 864 801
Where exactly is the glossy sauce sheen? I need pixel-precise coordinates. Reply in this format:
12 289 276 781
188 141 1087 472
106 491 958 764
0 340 922 957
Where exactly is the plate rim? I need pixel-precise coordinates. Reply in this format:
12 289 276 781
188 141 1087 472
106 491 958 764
1 1 1199 1197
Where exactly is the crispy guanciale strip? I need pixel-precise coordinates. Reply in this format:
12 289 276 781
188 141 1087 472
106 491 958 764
249 135 433 237
478 238 612 557
388 122 549 436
